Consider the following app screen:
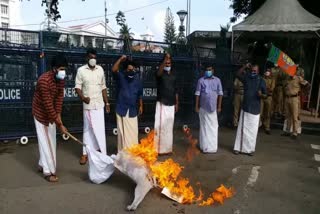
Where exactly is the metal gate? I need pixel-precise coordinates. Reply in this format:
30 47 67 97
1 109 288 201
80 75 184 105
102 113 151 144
0 28 225 141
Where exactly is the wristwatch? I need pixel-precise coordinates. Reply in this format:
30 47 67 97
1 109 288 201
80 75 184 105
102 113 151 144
106 103 110 106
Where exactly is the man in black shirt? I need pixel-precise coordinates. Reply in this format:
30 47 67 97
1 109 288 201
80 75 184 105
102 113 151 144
154 53 179 154
233 63 267 156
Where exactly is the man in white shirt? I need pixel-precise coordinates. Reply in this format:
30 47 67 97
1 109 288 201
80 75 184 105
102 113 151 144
75 49 110 165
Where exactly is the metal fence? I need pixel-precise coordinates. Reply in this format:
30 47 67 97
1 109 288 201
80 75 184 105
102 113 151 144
0 28 235 141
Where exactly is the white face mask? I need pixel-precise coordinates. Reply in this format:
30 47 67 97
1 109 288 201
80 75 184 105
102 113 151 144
56 70 66 80
88 58 97 67
163 66 171 72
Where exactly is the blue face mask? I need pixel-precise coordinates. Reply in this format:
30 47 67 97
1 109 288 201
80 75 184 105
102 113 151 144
205 70 213 78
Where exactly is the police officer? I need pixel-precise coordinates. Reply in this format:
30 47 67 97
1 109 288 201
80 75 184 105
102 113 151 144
261 68 275 134
233 77 244 127
272 64 286 119
282 74 308 139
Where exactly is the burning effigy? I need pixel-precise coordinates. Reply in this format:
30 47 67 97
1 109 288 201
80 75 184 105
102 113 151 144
111 130 234 211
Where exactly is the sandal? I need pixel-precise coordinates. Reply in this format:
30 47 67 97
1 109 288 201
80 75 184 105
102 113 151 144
44 175 59 182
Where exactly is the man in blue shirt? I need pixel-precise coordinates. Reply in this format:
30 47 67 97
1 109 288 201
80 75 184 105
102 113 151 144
233 63 267 156
112 55 143 152
195 65 223 153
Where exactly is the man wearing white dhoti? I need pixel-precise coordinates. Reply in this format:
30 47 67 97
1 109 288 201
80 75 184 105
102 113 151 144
154 53 179 155
112 55 143 152
233 64 267 156
75 49 110 165
195 65 223 153
32 55 68 182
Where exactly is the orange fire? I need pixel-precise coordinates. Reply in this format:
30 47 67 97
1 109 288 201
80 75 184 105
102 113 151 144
199 185 235 206
126 130 158 166
183 127 200 162
126 130 234 206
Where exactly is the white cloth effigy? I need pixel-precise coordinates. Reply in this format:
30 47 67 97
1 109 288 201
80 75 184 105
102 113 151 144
199 108 218 153
154 101 175 154
86 144 114 184
116 110 138 152
34 117 57 176
82 108 107 155
234 110 260 154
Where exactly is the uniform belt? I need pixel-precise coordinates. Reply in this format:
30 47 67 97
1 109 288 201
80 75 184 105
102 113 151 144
276 85 283 87
234 92 244 95
286 94 298 98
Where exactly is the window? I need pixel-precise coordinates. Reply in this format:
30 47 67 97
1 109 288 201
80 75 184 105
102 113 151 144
1 5 8 15
1 22 8 28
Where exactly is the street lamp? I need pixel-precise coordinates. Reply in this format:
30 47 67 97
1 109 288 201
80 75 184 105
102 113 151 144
176 10 188 44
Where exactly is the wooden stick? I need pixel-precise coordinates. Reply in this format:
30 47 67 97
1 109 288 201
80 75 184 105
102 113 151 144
65 132 84 146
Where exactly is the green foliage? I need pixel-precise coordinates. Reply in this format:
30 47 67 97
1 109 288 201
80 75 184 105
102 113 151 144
164 7 177 44
115 11 133 52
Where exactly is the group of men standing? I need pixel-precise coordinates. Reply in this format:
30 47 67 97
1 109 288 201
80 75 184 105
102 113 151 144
32 51 179 182
31 48 309 182
233 63 309 143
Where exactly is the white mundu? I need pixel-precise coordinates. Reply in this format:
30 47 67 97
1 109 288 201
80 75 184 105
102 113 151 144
83 109 107 155
234 110 260 153
154 101 175 154
116 111 138 152
199 108 218 153
34 118 57 176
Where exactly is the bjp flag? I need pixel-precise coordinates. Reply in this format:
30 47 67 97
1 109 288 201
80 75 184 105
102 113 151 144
267 45 297 76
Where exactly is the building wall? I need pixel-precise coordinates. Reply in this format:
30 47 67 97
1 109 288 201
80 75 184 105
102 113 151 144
0 0 10 28
192 40 217 49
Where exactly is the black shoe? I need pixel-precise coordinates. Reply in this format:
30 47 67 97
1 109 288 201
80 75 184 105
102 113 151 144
247 152 254 156
233 150 240 155
281 132 290 137
265 130 271 135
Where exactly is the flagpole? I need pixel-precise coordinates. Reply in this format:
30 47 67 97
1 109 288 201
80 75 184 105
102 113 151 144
308 40 319 110
105 0 107 37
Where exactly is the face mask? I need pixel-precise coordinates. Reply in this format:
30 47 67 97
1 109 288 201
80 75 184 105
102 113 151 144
163 66 171 72
265 71 271 76
88 58 97 67
251 72 258 77
126 70 135 78
205 70 213 78
55 70 66 80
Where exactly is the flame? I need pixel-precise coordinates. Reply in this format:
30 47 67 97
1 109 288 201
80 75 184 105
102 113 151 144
183 128 200 162
126 130 158 165
126 131 234 206
199 185 235 206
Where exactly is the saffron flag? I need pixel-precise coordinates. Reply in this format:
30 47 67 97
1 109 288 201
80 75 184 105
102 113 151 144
267 45 297 76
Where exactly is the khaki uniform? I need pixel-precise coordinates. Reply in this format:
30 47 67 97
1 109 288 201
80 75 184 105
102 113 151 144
272 67 286 116
233 78 244 127
296 67 305 113
261 76 275 130
284 76 308 136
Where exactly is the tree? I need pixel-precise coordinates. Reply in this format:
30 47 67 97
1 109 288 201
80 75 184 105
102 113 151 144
21 0 86 21
163 7 177 44
216 23 231 63
116 11 133 52
229 0 320 22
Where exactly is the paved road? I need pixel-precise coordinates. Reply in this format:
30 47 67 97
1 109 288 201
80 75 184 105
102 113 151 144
0 128 319 214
